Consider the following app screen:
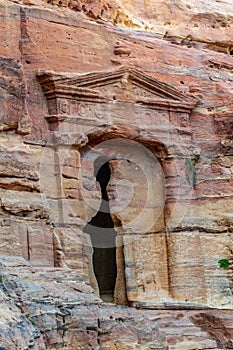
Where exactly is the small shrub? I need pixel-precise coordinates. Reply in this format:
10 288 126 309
186 158 197 187
218 258 230 268
29 318 36 325
62 326 68 336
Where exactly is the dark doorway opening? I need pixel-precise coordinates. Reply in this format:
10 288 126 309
84 160 117 302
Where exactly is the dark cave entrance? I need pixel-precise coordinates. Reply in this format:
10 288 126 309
84 160 117 302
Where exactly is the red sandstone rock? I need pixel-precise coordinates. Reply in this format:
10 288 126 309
0 0 233 348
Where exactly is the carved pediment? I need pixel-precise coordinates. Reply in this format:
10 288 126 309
37 66 198 112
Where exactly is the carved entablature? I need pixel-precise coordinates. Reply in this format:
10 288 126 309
37 66 199 141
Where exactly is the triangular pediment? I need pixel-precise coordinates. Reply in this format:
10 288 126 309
37 66 198 111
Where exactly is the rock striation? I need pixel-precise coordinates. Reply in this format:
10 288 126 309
0 0 233 348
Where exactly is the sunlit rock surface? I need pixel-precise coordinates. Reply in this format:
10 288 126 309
0 0 233 348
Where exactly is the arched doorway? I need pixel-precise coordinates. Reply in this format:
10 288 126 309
84 158 117 302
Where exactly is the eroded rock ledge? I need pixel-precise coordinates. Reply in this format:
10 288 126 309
10 0 233 54
1 257 233 349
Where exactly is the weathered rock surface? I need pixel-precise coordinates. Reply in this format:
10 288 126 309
11 0 233 54
113 0 233 55
0 0 233 348
1 257 233 349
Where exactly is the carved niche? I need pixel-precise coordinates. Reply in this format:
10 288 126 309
37 66 201 307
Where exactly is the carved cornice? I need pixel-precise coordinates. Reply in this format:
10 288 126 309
37 66 199 112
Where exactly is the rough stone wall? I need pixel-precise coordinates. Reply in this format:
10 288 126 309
0 0 233 348
15 0 233 53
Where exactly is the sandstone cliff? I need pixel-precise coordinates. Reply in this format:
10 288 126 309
0 0 233 348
